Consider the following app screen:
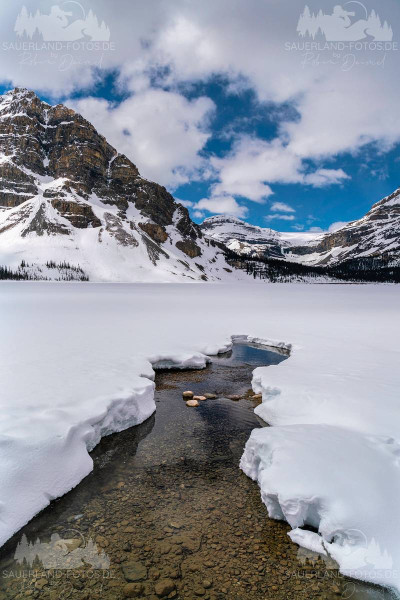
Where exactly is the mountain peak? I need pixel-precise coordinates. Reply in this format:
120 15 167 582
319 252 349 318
2 87 39 103
0 90 244 283
202 214 245 225
8 87 35 96
201 212 285 259
372 186 400 210
0 87 50 121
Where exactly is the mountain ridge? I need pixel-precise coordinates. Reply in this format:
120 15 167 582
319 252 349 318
201 189 400 268
287 187 400 265
0 88 243 282
1 87 398 283
201 214 322 260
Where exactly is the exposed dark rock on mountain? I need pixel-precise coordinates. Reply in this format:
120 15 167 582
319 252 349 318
0 88 239 282
2 87 397 283
287 188 400 265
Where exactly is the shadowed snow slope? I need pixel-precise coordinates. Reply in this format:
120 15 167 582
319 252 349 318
1 282 400 593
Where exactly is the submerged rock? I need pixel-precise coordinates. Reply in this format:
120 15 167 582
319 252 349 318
122 560 147 582
182 391 194 399
154 578 176 597
167 520 182 530
193 395 206 401
227 394 241 400
186 399 199 407
204 393 217 399
123 583 144 598
35 578 48 590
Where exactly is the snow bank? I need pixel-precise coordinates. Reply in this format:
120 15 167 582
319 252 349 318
240 425 400 589
1 282 400 594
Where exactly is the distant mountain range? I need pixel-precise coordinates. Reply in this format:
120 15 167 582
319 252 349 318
0 88 243 283
201 215 321 260
201 190 400 273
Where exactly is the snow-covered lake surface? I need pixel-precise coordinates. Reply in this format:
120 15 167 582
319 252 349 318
1 282 399 594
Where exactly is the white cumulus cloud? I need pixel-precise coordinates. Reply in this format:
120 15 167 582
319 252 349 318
304 169 350 187
270 202 295 213
265 214 296 222
329 221 349 232
68 88 215 188
193 195 248 218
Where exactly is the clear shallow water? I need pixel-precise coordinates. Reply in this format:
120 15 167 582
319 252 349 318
0 344 394 600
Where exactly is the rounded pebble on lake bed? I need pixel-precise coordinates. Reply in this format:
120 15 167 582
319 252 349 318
204 393 217 399
123 582 144 598
186 399 199 407
193 395 207 401
227 394 241 400
154 578 176 597
182 391 194 399
121 561 147 582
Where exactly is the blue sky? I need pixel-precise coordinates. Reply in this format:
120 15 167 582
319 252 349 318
0 0 399 232
167 78 400 231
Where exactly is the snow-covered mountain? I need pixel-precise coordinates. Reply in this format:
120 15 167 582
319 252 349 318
202 190 400 268
200 215 322 259
287 187 400 265
0 88 242 282
2 87 398 282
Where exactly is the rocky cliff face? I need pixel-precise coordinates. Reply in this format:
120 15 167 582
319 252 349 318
202 193 400 268
286 188 400 265
0 88 240 282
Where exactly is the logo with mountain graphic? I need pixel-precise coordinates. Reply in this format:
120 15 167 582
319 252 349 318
14 531 110 570
14 3 110 42
297 3 393 42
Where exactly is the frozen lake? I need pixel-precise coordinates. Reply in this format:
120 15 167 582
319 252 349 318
1 282 399 596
